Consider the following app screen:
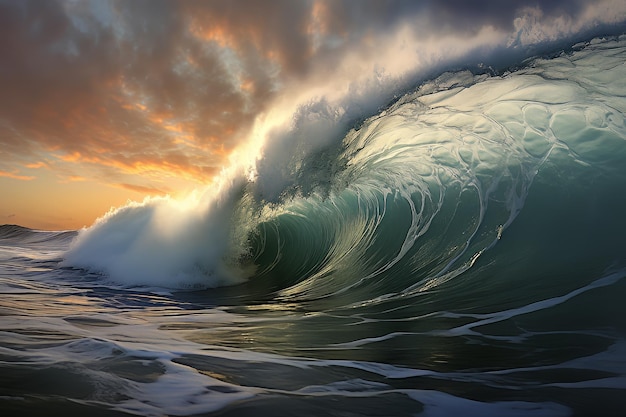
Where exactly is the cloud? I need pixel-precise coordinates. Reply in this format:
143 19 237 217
0 0 623 194
0 169 35 181
0 0 255 186
116 183 169 195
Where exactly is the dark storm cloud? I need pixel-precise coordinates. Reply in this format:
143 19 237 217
324 0 589 30
0 0 619 186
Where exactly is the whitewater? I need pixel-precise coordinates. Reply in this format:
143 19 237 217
2 35 626 416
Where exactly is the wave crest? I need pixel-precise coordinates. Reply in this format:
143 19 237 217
62 36 626 296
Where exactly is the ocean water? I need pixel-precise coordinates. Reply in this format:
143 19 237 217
2 35 626 416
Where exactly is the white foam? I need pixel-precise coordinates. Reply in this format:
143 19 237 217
407 390 570 417
114 359 256 417
61 184 250 289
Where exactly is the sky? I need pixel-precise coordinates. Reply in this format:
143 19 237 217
1 0 625 230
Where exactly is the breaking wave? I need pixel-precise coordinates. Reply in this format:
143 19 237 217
62 36 626 308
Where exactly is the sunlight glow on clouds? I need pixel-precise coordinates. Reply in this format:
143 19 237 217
0 0 625 229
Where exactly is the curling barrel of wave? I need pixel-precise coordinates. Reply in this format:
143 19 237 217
243 36 626 302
